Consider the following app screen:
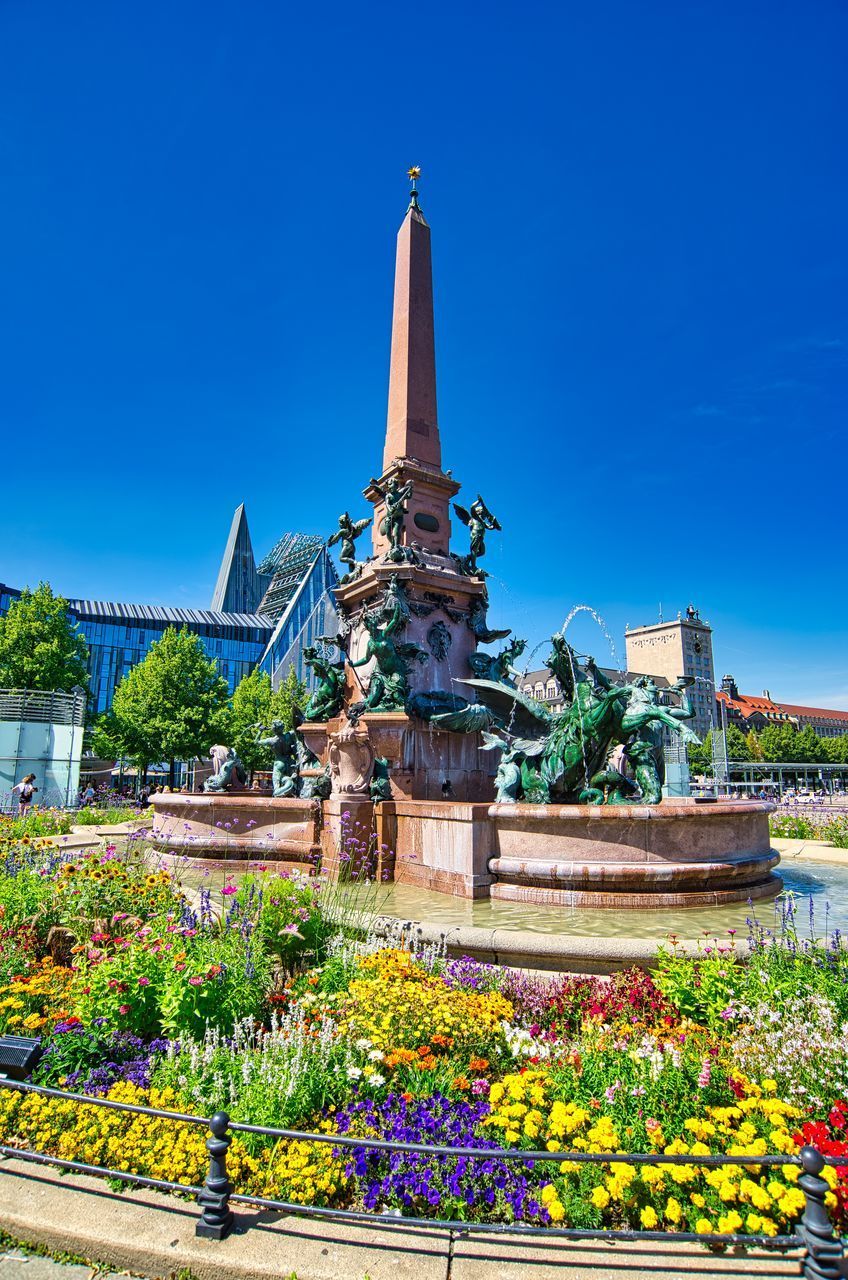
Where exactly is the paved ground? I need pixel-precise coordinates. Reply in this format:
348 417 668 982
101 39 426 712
0 1249 133 1280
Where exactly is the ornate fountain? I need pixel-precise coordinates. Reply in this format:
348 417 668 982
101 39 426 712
152 173 780 909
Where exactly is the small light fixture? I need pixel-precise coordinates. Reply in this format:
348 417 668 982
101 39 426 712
0 1035 43 1081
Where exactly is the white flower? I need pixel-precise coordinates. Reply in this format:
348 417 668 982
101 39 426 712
355 1037 372 1051
368 1049 384 1062
346 1066 363 1080
365 1072 386 1087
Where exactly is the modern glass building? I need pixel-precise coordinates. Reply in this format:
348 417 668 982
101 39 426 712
0 503 340 714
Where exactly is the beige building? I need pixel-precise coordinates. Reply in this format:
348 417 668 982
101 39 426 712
625 606 715 740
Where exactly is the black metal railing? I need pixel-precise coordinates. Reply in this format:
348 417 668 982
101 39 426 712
0 1077 844 1276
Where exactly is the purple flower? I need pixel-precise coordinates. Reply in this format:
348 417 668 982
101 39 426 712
332 1093 549 1222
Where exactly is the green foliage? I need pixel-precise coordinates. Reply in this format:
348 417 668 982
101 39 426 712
654 942 744 1027
71 923 272 1040
0 582 88 693
104 626 230 771
745 729 764 760
272 664 309 730
769 810 848 848
152 1004 354 1132
227 668 276 774
1 805 145 840
824 734 848 764
758 721 800 763
235 871 321 965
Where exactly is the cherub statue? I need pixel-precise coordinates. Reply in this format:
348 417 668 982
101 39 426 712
453 495 501 571
371 475 414 554
328 512 371 579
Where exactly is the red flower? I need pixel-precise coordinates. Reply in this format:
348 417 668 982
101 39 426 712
118 1004 130 1015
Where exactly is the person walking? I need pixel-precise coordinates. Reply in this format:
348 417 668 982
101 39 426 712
12 773 38 818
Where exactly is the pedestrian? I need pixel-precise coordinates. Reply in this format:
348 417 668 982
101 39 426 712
82 783 96 807
12 773 38 818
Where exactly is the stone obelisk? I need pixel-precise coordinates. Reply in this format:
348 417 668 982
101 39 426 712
324 171 495 805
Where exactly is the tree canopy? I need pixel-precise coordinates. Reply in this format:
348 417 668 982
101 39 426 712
0 582 89 693
95 626 230 780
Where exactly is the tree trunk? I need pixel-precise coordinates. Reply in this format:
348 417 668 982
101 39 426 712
169 758 176 790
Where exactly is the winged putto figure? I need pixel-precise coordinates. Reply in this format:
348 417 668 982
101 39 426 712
328 512 371 578
453 495 502 572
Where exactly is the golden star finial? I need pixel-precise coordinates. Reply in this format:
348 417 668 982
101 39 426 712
407 165 421 183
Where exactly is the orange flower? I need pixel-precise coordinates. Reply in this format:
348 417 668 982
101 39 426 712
418 1045 432 1057
452 1076 470 1092
469 1057 489 1072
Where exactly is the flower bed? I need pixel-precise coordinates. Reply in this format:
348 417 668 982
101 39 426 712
0 828 846 1237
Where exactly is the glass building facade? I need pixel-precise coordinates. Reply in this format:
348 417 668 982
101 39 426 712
258 550 340 688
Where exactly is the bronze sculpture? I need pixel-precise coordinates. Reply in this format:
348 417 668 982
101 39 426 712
203 745 247 793
453 495 501 572
371 475 414 556
328 512 371 579
256 720 300 797
302 644 345 722
431 635 700 806
468 636 527 686
348 597 428 713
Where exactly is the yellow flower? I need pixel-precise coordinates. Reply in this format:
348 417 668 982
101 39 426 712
664 1197 683 1224
590 1185 611 1209
640 1206 658 1228
695 1218 714 1235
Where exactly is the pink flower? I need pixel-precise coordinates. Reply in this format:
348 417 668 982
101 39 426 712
188 975 203 986
118 1004 130 1015
221 885 237 896
137 976 150 986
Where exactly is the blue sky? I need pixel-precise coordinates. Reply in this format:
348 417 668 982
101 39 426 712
1 1 846 706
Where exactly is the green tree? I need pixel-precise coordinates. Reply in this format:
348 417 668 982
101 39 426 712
824 734 848 765
228 669 276 778
723 724 751 762
746 729 764 761
271 665 309 730
105 627 230 787
791 725 827 764
0 582 88 693
759 721 801 763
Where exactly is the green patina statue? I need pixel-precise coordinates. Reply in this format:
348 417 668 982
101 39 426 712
328 512 371 579
369 756 393 802
203 744 247 793
302 644 346 722
256 720 300 797
371 475 414 556
349 595 428 714
453 495 501 572
431 634 700 806
468 636 527 686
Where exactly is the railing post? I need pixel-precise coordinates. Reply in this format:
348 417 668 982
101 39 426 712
196 1111 234 1240
799 1145 844 1280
